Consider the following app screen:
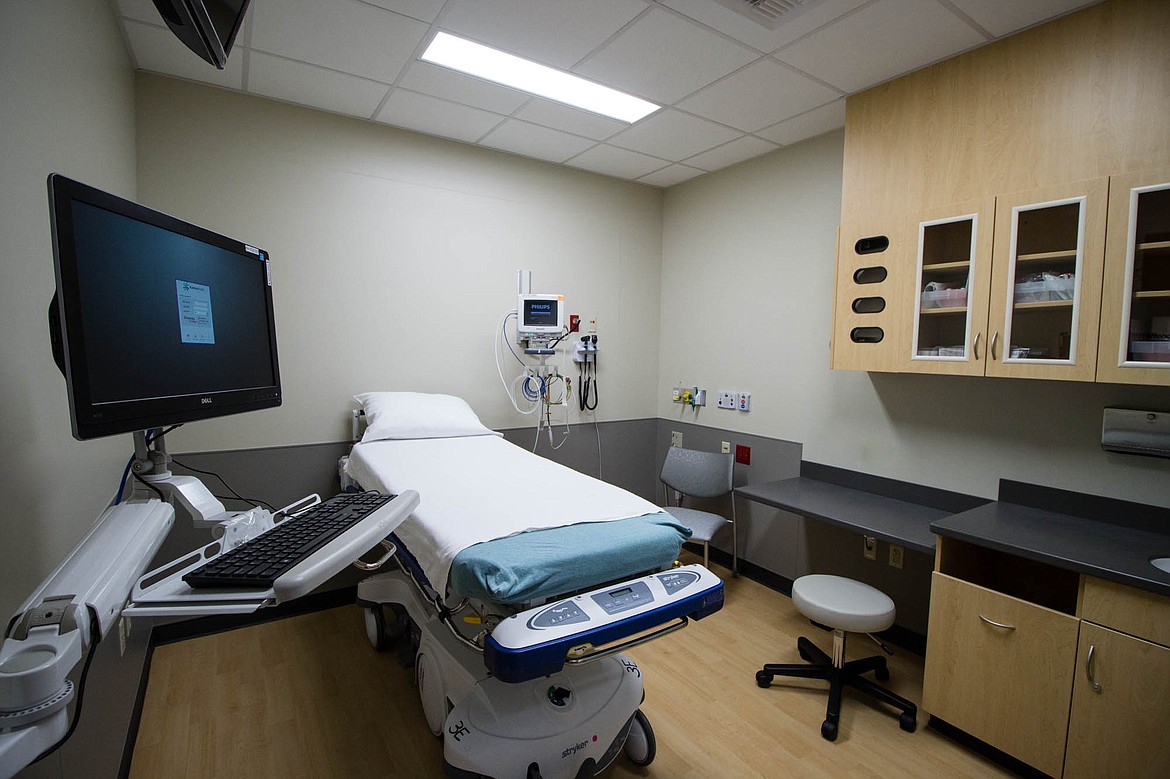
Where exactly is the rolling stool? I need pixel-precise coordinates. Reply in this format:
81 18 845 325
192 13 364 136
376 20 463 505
755 574 917 741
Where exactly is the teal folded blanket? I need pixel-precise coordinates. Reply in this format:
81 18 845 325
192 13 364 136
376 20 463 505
448 512 691 605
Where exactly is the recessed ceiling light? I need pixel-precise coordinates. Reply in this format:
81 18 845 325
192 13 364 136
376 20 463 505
420 32 660 124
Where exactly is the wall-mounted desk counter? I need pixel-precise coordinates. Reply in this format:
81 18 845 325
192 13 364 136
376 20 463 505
734 461 989 555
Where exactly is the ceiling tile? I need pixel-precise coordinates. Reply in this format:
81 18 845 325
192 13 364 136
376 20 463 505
679 58 841 132
609 110 741 161
756 98 846 145
440 0 647 69
248 52 390 118
661 0 868 53
122 20 244 89
250 0 427 84
399 61 530 114
566 144 668 180
362 0 447 24
480 120 597 163
684 135 779 171
946 0 1097 38
637 164 706 187
375 88 505 143
116 0 163 25
513 100 628 141
775 0 987 93
574 7 757 104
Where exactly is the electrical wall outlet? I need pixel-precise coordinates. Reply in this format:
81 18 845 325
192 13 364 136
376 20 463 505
863 536 878 561
717 391 736 409
671 431 683 447
721 441 730 454
888 544 904 569
586 315 597 333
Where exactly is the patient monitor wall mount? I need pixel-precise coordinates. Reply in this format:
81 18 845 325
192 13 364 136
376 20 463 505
497 270 577 449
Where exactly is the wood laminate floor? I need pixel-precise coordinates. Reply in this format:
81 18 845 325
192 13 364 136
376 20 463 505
130 556 1013 778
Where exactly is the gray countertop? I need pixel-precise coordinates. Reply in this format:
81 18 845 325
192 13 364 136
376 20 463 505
736 477 946 554
932 501 1170 597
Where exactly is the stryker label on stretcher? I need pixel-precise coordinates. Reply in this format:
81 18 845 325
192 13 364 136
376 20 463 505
484 564 724 683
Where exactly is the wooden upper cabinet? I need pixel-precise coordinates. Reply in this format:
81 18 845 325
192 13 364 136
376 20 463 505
1096 168 1170 385
830 220 903 372
985 179 1108 381
902 199 995 375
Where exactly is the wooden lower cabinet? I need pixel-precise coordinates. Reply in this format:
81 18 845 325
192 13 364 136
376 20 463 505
1063 623 1170 779
923 573 1079 777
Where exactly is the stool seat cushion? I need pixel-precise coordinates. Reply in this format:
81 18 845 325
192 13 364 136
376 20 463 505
791 574 895 633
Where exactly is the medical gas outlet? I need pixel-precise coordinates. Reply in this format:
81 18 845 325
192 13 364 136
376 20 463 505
672 387 706 407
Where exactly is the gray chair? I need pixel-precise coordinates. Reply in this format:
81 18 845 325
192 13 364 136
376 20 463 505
660 447 737 575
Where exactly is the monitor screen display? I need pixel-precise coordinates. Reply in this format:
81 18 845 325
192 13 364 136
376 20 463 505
49 174 281 440
523 298 559 328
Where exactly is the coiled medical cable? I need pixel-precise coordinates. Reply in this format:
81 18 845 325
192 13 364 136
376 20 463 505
495 310 539 415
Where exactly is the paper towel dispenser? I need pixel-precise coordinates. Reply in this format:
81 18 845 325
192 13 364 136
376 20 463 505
1101 408 1170 458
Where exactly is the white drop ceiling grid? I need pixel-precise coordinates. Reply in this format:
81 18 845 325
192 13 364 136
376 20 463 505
113 0 1100 187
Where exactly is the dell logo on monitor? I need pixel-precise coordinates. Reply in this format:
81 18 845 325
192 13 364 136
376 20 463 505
200 397 213 405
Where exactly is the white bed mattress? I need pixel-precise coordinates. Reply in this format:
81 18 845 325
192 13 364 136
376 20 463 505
345 435 663 597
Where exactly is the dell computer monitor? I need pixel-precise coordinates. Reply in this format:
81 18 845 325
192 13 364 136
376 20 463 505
152 0 252 69
48 174 281 440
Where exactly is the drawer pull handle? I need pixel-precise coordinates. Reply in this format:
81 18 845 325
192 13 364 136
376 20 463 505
978 614 1015 630
1086 644 1102 693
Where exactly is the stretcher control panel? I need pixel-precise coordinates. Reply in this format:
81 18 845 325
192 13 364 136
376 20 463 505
484 564 724 683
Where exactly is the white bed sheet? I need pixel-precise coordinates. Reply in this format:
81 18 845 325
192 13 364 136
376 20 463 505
345 435 663 596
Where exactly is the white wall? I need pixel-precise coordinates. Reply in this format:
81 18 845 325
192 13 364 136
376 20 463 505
659 130 1170 506
134 75 664 455
0 1 137 621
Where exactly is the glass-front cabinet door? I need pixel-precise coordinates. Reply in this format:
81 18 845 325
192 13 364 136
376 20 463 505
1097 169 1170 386
905 199 994 375
987 179 1108 381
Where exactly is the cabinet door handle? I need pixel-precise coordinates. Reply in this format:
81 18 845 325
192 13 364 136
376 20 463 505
978 614 1015 630
973 332 982 360
1086 644 1103 693
990 331 999 360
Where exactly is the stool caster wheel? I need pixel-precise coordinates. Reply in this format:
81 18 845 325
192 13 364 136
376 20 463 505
900 712 917 733
875 665 890 682
820 720 838 741
755 671 772 688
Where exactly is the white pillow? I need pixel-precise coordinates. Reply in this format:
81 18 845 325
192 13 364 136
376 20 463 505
354 392 498 442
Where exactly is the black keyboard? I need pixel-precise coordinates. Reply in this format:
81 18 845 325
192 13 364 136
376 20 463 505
184 491 395 589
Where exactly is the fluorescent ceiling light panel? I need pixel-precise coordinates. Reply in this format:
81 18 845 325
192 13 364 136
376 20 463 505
421 32 660 123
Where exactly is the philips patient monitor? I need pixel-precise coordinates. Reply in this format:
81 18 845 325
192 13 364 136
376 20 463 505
47 174 282 440
517 293 565 338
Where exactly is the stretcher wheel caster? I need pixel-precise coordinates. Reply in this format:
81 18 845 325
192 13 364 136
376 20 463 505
623 709 656 766
820 720 838 741
364 606 389 651
755 670 773 688
900 712 917 733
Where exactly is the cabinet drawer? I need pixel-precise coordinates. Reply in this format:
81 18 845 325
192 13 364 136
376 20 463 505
1081 576 1170 646
924 573 1078 777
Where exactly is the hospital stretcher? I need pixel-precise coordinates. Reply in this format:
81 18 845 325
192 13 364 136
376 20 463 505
344 395 725 779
